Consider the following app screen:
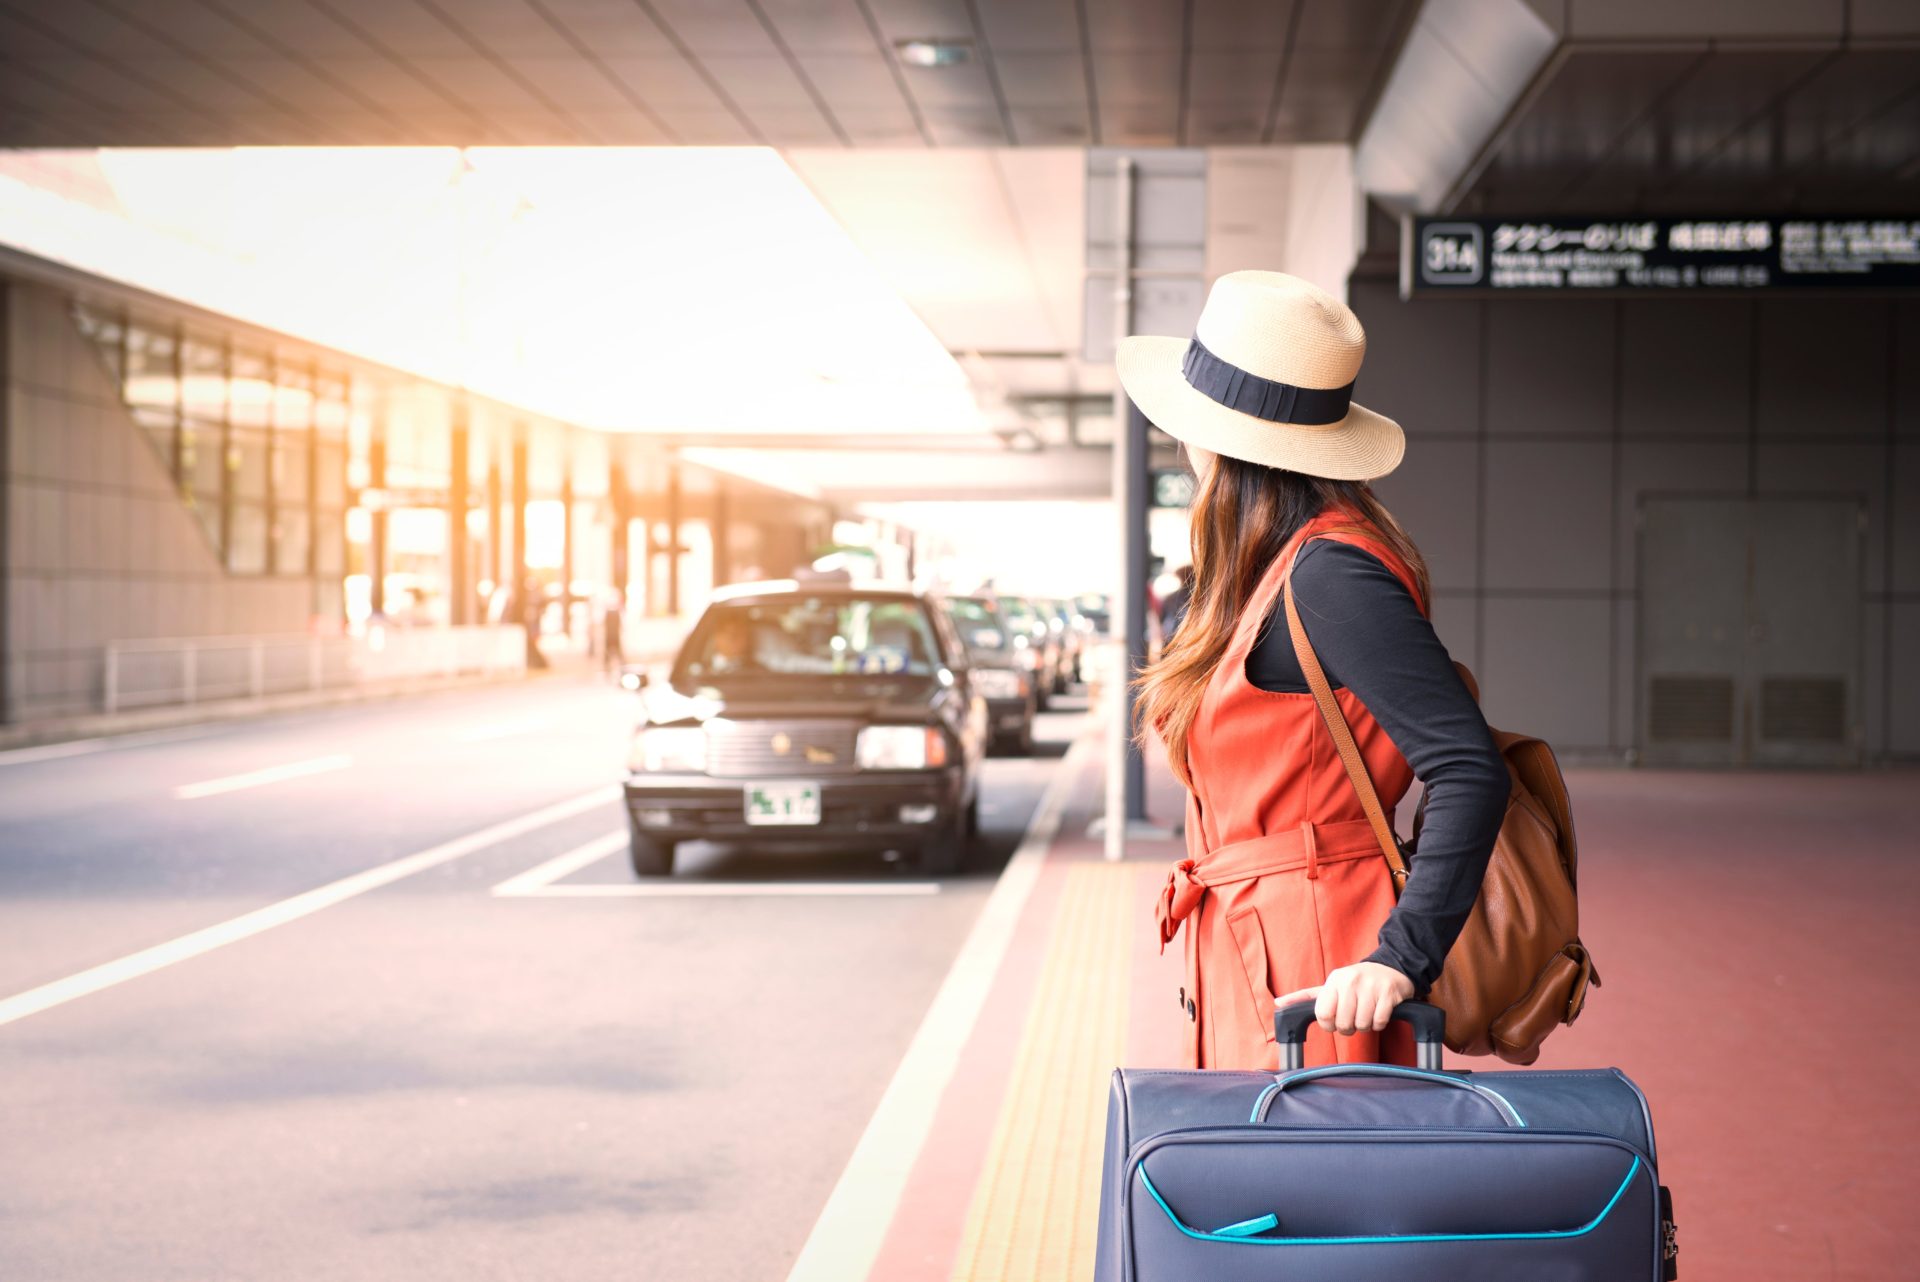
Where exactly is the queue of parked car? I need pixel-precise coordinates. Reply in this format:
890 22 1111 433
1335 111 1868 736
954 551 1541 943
617 570 1108 880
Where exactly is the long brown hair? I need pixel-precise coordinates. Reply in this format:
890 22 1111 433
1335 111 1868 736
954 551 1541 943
1133 453 1430 790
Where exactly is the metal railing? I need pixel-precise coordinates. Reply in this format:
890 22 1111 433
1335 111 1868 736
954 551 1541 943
102 625 526 715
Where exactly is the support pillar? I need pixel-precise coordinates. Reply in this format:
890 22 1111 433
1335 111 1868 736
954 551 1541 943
486 453 502 602
610 462 629 604
712 479 730 589
511 426 542 667
666 462 682 616
449 401 470 626
559 446 575 639
1120 398 1151 820
368 431 388 619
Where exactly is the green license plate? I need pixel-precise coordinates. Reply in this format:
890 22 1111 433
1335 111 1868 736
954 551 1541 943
745 782 821 825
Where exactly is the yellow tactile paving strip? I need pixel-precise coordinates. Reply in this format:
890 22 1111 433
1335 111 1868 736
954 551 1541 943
948 861 1135 1282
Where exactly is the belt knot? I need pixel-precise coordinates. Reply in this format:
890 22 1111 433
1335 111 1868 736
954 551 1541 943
1153 859 1205 953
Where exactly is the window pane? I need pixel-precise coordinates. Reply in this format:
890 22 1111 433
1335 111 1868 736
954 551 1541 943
230 502 268 574
72 303 125 386
230 348 273 430
229 428 269 501
125 323 177 476
273 506 310 576
183 420 223 539
315 510 345 574
273 436 309 501
125 323 177 410
275 364 313 434
316 441 347 505
315 370 349 433
182 335 227 423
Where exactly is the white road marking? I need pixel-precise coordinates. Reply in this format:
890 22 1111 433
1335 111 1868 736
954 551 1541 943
0 784 621 1029
492 830 941 897
491 830 628 895
783 730 1093 1282
455 716 553 743
172 754 354 800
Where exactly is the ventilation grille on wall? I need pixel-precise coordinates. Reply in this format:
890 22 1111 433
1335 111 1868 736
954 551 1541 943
1648 675 1735 742
1760 677 1848 743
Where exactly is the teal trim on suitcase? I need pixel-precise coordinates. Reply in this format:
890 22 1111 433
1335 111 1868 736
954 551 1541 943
1139 1154 1641 1245
1211 1212 1280 1237
1249 1066 1526 1127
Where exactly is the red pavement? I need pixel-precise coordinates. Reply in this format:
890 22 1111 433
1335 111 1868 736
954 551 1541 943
856 749 1919 1282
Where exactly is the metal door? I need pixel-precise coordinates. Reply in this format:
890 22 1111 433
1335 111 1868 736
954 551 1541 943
1637 497 1863 766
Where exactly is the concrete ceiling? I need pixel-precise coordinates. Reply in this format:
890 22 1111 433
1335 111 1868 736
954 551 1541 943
0 0 1418 149
1455 40 1920 215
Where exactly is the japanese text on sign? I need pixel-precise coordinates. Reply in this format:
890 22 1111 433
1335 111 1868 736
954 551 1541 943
1408 217 1920 295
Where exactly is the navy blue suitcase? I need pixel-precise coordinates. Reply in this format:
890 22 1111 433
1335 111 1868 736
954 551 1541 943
1095 1000 1677 1281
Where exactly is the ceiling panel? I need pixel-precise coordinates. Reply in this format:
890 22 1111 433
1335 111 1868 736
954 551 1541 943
306 0 473 57
1563 48 1829 208
0 0 1418 146
754 0 874 53
795 53 911 107
1009 106 1092 145
1191 0 1294 49
1091 51 1180 108
972 0 1078 53
534 0 675 55
862 0 973 41
210 0 385 56
1457 41 1920 215
599 54 730 111
993 52 1090 110
1084 0 1184 52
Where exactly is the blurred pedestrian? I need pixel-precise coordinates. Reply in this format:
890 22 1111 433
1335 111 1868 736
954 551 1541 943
1121 271 1508 1072
601 592 625 677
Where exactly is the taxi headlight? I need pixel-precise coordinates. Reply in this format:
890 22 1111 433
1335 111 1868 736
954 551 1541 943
630 726 706 773
856 725 948 770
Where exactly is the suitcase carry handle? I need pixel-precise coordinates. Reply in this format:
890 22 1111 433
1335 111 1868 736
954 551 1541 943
1258 1064 1527 1127
1275 999 1447 1072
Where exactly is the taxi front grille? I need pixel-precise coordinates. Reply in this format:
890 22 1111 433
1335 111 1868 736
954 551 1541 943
705 720 860 776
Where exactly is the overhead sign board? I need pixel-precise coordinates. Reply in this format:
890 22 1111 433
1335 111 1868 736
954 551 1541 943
1404 216 1920 296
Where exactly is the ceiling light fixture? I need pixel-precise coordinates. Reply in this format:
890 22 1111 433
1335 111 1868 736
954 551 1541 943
894 38 972 68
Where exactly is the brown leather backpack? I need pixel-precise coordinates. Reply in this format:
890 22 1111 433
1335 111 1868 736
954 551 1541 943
1283 570 1600 1065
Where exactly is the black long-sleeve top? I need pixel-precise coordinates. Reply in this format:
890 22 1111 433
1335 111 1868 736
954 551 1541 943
1243 538 1509 997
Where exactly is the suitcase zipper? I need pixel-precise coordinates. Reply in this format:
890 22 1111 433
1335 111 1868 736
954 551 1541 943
1121 1126 1662 1270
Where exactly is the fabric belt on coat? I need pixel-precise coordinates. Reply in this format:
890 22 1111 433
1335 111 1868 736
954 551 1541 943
1155 817 1386 952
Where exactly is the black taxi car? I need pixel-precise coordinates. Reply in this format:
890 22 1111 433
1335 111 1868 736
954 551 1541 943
623 577 989 878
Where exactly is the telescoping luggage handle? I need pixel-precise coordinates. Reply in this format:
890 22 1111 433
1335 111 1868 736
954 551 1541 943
1276 998 1447 1072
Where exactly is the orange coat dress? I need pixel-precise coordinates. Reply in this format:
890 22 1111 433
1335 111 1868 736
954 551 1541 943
1155 504 1424 1071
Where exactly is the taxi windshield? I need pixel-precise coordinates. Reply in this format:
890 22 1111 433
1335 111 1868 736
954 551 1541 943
676 595 942 681
944 598 1008 650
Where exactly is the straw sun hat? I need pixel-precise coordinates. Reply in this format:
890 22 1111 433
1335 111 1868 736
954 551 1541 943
1115 270 1405 482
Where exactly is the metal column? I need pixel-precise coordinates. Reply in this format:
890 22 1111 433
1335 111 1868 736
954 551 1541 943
559 442 575 639
368 430 388 619
610 461 629 605
449 401 470 626
666 463 682 616
1103 156 1151 859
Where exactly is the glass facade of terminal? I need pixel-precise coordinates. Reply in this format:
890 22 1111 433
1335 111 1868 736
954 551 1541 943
63 295 834 637
77 304 351 602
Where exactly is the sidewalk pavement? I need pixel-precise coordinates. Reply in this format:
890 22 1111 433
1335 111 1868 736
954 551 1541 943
790 726 1918 1282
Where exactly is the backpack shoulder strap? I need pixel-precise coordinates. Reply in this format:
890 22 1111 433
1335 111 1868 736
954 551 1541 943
1282 545 1410 887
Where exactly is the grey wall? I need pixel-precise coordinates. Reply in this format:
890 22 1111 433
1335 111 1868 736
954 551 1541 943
1350 266 1917 764
3 282 313 721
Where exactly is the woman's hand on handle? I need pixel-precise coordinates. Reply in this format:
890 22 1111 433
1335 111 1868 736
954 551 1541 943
1275 962 1415 1036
